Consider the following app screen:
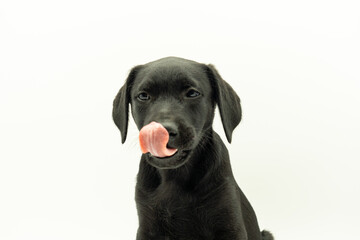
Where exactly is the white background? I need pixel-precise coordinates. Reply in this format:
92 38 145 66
1 0 359 239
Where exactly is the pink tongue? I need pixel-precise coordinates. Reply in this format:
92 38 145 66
139 122 178 158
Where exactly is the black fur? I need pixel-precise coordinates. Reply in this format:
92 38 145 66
113 57 273 240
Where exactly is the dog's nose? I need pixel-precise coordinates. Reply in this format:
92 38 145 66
162 123 178 148
163 122 178 138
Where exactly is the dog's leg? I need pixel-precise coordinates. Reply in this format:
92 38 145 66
214 232 248 240
214 221 248 240
136 228 162 240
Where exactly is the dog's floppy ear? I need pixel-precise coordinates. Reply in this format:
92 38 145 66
205 64 242 143
112 65 142 143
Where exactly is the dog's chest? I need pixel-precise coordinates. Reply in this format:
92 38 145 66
139 183 215 239
153 183 198 222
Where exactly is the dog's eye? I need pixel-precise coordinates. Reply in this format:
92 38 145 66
186 89 201 98
137 92 150 101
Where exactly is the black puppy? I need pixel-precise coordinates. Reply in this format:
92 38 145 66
113 57 273 240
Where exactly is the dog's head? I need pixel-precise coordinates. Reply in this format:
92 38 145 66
113 57 241 169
